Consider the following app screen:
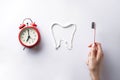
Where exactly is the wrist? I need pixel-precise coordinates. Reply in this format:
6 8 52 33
90 71 100 80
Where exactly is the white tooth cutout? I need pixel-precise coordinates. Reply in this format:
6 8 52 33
51 23 77 50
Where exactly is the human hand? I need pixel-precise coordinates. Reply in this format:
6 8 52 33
86 42 103 80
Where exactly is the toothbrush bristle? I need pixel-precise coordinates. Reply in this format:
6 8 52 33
92 22 95 29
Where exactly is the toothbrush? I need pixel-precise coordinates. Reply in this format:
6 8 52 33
91 22 96 47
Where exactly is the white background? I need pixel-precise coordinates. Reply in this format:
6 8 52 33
0 0 120 80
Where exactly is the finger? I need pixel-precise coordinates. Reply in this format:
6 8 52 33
90 47 96 58
97 43 102 52
96 43 103 61
88 51 91 57
88 43 94 48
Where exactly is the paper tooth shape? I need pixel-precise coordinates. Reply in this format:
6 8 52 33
51 23 77 50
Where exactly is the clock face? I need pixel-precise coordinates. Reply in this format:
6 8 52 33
19 27 40 47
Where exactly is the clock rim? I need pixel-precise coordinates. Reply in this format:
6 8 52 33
18 26 41 48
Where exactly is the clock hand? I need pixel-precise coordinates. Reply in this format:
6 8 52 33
28 29 34 40
26 36 30 42
26 29 31 42
28 29 30 36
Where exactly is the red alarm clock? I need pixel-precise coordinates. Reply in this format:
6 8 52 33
18 18 41 48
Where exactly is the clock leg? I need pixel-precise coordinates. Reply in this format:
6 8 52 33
23 47 26 50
